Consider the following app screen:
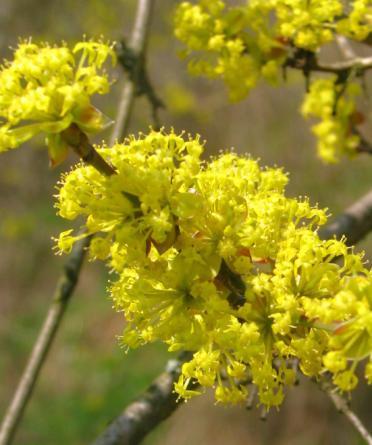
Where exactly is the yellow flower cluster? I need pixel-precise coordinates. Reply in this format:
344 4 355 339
56 130 372 407
337 0 372 40
174 1 370 164
174 1 284 101
274 0 343 50
174 0 370 101
301 76 362 163
0 40 115 165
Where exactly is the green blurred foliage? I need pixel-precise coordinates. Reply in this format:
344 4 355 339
0 0 371 444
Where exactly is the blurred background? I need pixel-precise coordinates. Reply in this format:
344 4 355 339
0 1 371 444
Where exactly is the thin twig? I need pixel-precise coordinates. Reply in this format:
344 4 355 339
287 54 372 74
110 0 156 144
0 1 154 443
116 41 164 129
320 379 372 445
0 236 91 445
91 189 372 445
328 392 372 445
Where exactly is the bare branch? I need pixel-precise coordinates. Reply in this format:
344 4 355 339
336 35 356 60
319 379 372 445
328 391 372 445
0 236 91 445
285 51 372 75
91 353 193 445
319 189 372 245
116 41 164 130
110 0 156 144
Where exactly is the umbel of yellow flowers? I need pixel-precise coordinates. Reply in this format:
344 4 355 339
56 130 372 407
0 40 115 165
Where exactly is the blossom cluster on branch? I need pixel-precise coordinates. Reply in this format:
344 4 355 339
0 36 371 413
0 40 115 165
174 0 372 163
56 130 372 408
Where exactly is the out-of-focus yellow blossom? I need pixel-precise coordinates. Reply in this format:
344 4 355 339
0 40 115 165
337 0 372 41
174 1 370 164
174 0 370 102
301 76 362 163
56 129 372 407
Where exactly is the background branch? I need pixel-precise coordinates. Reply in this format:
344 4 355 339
336 35 356 60
286 51 372 75
116 41 164 129
110 0 156 143
91 352 193 445
0 236 91 445
319 189 372 245
319 378 372 445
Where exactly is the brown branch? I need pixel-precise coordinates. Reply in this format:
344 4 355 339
61 124 116 176
319 189 372 245
116 41 164 130
319 378 372 445
286 51 372 75
0 236 91 445
91 352 193 445
110 0 156 143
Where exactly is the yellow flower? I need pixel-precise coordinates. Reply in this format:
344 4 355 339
0 39 115 165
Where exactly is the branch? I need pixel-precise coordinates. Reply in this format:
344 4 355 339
116 41 164 130
110 0 157 144
319 379 372 445
91 352 193 445
356 134 372 155
0 236 91 445
335 35 356 60
286 51 372 75
62 124 116 176
319 189 372 246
